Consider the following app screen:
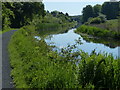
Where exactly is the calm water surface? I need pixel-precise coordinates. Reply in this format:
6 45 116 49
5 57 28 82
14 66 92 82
35 28 120 58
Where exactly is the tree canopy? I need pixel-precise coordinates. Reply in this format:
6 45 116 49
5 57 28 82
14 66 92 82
82 5 94 22
101 2 119 20
2 2 45 29
82 2 119 23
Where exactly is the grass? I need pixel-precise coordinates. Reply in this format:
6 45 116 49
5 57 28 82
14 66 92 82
8 25 78 88
75 25 120 40
8 25 120 88
90 19 119 32
0 28 19 34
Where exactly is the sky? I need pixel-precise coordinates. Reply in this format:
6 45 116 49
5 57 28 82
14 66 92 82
43 0 118 16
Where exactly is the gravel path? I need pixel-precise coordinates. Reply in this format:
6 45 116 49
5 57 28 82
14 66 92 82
0 30 17 89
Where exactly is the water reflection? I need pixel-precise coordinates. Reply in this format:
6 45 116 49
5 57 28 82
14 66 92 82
35 28 120 58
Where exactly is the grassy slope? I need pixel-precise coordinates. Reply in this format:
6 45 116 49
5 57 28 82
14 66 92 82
8 25 77 88
89 19 119 32
75 23 120 40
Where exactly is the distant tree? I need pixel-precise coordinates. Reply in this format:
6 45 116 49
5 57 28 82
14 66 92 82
82 5 94 22
101 2 119 20
46 10 49 13
65 13 69 16
59 12 64 15
98 13 107 23
93 4 102 17
51 11 59 17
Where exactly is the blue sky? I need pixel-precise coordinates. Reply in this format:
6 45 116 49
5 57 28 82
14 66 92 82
44 1 106 16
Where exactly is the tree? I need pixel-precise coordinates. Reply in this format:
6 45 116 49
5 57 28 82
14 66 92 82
65 13 69 16
2 2 45 28
2 2 14 30
82 5 94 22
51 11 59 17
93 4 102 17
101 2 119 20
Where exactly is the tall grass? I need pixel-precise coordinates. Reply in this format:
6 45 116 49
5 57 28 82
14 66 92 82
8 25 120 88
8 25 78 88
75 25 120 39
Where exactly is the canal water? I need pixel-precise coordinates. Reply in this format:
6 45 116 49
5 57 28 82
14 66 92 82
35 28 120 58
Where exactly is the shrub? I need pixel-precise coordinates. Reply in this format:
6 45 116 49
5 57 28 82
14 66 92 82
75 25 120 39
98 14 107 23
78 51 120 89
88 17 102 24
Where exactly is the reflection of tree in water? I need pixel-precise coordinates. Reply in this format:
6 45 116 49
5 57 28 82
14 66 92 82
81 34 120 48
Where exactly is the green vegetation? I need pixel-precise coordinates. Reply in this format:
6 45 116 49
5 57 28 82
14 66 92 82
90 19 119 32
81 2 119 41
0 28 19 34
2 2 76 34
82 2 119 23
80 33 120 48
82 5 94 22
8 25 120 88
2 2 45 30
75 25 120 39
101 2 119 20
4 1 120 89
34 11 77 36
8 25 78 88
85 14 106 25
78 51 120 89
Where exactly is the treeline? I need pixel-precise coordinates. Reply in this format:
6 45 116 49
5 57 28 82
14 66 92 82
2 2 76 32
2 2 45 30
36 10 77 33
82 2 119 23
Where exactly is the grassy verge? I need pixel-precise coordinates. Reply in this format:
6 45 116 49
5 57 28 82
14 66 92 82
8 25 78 88
75 25 120 40
8 25 120 88
0 28 19 34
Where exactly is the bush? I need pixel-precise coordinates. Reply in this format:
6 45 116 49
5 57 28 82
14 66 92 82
89 17 102 24
86 14 107 24
98 14 107 23
78 51 120 88
75 25 120 39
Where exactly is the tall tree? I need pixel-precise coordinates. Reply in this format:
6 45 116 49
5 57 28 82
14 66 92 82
101 2 119 20
2 2 14 30
82 5 94 22
93 4 102 17
2 2 45 28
